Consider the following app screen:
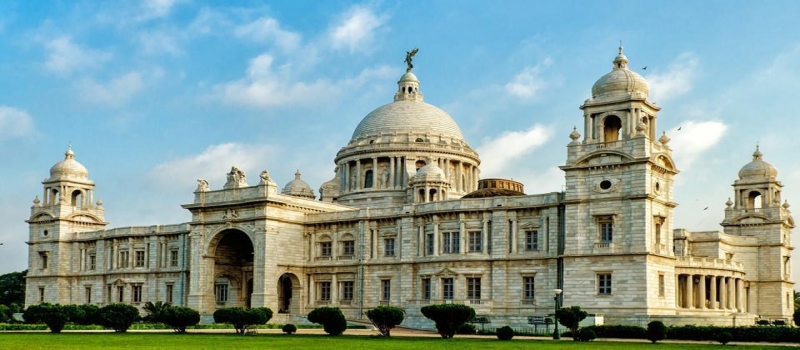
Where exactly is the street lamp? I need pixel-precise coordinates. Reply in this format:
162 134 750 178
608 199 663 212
553 288 562 340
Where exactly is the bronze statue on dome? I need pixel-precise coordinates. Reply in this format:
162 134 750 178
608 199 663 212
404 48 419 72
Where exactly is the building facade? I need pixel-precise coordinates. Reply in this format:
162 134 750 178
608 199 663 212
25 48 795 327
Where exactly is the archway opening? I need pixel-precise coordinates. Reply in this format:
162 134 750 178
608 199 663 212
71 190 83 207
603 115 622 142
210 229 254 309
278 273 300 314
748 191 763 209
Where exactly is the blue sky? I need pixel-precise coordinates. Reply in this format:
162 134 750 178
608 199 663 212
2 0 800 281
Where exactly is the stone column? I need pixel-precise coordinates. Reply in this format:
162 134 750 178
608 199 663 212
356 161 362 190
686 274 694 309
424 186 430 203
698 275 706 309
719 277 727 310
728 277 735 310
459 215 466 254
418 225 424 257
331 274 338 305
709 275 717 309
309 275 315 305
457 162 463 192
510 220 518 253
737 279 745 312
433 219 439 257
482 220 489 254
675 274 681 308
389 157 395 189
372 157 378 188
472 166 478 192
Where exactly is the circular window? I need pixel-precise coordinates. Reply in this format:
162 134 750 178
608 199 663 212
599 180 612 190
43 230 49 237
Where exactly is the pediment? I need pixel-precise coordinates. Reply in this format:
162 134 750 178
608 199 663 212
434 268 457 277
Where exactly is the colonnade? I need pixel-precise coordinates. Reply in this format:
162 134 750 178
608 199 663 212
338 156 478 194
676 274 746 312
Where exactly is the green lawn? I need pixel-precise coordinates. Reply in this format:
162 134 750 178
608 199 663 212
0 333 791 350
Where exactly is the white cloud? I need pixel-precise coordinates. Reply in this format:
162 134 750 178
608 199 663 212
505 58 553 99
138 0 184 21
646 52 698 102
668 120 728 170
148 142 278 191
138 30 183 55
76 72 145 107
328 6 388 53
0 106 35 140
477 125 552 177
235 17 301 52
44 37 111 75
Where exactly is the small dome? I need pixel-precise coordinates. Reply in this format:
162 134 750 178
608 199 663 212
591 46 650 100
463 178 525 198
282 170 316 199
48 146 89 180
413 162 446 183
399 72 419 82
738 146 778 180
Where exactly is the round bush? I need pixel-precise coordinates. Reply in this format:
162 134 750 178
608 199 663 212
420 304 476 339
99 303 141 332
213 307 270 334
365 305 405 337
717 331 733 345
496 326 514 340
577 328 596 342
23 303 68 333
282 323 297 334
160 306 200 333
646 320 667 343
307 307 347 336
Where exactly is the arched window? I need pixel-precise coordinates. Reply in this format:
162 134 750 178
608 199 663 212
364 170 374 188
71 190 83 207
418 189 426 203
748 191 762 209
429 189 438 202
415 160 426 169
603 115 622 142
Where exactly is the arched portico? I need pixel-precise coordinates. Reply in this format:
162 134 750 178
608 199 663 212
207 229 254 310
278 273 301 314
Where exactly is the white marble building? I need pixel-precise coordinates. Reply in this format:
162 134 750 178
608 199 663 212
24 48 794 328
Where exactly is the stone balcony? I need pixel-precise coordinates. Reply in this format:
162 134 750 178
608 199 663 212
675 256 744 273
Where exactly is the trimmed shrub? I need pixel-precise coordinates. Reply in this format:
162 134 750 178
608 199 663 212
253 307 274 324
23 303 68 333
365 305 405 337
307 307 347 336
795 310 800 327
213 307 270 334
756 319 770 326
496 326 514 340
282 323 297 334
420 304 476 339
581 325 646 339
576 328 596 342
717 331 733 345
646 321 667 343
456 323 477 335
77 304 101 325
98 303 141 332
555 306 588 341
160 306 200 333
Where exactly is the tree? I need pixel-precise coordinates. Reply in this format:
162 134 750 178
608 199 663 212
0 270 26 306
365 305 405 337
213 307 270 334
646 321 667 343
142 301 172 323
0 304 11 322
160 306 200 333
420 304 476 339
23 303 69 333
794 309 800 327
99 303 141 332
555 305 587 341
307 307 347 336
794 290 800 311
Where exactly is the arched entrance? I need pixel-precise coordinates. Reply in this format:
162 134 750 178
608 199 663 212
209 229 254 309
278 273 301 314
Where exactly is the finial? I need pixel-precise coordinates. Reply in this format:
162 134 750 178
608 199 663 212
619 41 623 54
404 47 419 73
569 127 581 142
753 144 763 160
659 131 671 146
65 144 75 159
725 198 733 208
295 170 302 179
783 200 790 209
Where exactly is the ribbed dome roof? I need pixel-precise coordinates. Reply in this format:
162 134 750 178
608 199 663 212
591 47 650 100
352 101 464 140
282 170 316 199
738 146 778 180
48 146 89 180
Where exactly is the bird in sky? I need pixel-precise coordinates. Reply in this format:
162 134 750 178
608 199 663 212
703 207 709 210
642 66 647 70
677 126 682 131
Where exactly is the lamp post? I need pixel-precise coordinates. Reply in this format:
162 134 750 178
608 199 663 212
553 288 562 340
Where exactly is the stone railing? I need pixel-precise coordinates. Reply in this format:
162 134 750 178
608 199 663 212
675 256 744 271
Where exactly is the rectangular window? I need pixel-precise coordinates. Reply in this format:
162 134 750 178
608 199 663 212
215 283 229 303
525 231 539 251
132 285 142 303
134 250 145 267
467 277 481 300
422 278 431 300
119 251 130 268
342 241 355 256
319 281 331 301
107 285 112 303
88 254 96 270
166 284 174 303
85 286 92 304
381 280 391 301
658 274 665 297
523 276 535 301
598 273 612 295
384 238 395 257
600 222 613 242
426 233 434 255
320 242 332 257
170 250 179 267
468 231 482 252
39 287 45 302
442 278 454 300
117 286 125 302
341 281 354 301
40 253 48 270
442 232 460 254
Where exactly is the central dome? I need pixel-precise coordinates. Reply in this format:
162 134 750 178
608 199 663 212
352 100 464 140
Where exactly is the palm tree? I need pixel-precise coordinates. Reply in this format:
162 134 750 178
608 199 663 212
794 290 800 311
142 301 172 323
